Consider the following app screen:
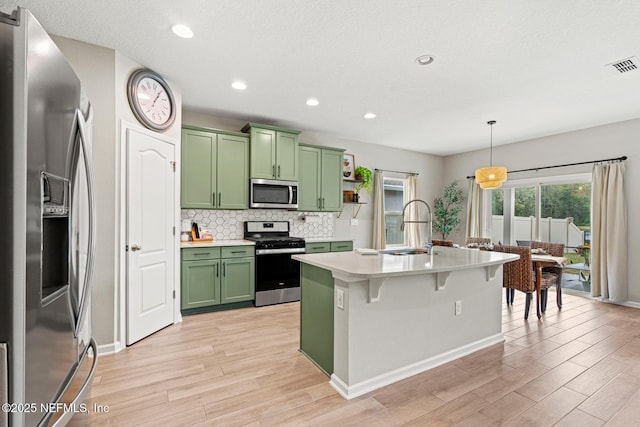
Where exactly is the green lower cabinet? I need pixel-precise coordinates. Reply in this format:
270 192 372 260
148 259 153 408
181 259 220 310
181 246 255 313
330 241 353 252
221 257 255 304
300 263 334 375
305 242 331 253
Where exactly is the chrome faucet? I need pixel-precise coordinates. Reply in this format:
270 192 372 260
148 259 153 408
400 199 433 248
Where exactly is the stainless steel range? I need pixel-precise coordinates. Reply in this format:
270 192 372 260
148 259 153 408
244 221 305 306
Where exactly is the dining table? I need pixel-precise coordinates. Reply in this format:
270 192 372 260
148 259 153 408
531 253 569 319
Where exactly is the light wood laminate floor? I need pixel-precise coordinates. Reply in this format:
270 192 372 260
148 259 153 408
70 292 640 426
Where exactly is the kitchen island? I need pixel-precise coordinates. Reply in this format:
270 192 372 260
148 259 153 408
293 246 519 399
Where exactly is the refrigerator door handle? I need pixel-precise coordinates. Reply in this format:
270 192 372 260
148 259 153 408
49 337 98 427
70 107 96 338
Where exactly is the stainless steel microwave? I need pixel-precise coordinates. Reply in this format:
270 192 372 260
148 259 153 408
250 178 298 209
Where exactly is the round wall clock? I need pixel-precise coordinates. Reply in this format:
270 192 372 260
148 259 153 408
127 68 176 132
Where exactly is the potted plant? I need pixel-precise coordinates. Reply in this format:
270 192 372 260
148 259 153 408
433 180 464 240
353 165 372 202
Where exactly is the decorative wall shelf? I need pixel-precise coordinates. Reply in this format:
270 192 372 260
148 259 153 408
337 202 367 219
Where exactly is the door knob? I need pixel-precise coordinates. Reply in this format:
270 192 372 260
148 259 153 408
131 244 142 252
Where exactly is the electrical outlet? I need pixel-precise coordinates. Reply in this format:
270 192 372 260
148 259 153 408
351 218 359 226
336 289 344 310
455 300 462 316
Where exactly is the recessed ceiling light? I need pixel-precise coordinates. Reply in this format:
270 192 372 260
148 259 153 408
171 24 194 39
363 112 376 119
306 98 319 106
415 54 435 66
231 81 247 90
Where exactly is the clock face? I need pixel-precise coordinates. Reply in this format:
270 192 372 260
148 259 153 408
127 69 176 131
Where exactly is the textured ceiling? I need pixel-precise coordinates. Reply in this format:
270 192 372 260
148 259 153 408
4 0 640 155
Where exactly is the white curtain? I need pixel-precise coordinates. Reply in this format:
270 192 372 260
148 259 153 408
371 171 386 249
466 178 481 240
591 161 627 302
405 175 423 247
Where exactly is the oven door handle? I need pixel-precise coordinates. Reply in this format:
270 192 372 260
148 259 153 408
256 248 306 255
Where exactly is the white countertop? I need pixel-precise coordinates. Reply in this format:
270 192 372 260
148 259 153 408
293 246 518 279
181 239 255 248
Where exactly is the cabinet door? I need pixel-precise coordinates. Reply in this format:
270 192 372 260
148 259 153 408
305 242 330 253
298 146 321 211
221 257 255 304
181 259 220 309
250 128 277 179
331 241 353 252
320 149 344 212
217 134 249 209
275 131 299 181
181 129 216 208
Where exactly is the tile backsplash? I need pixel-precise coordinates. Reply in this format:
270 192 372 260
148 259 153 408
181 209 335 240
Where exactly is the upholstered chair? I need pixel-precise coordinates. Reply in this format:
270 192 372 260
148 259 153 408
530 241 565 311
431 239 454 247
494 245 535 320
466 237 491 246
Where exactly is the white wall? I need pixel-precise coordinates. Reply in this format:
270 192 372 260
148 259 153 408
443 118 639 303
53 36 117 347
182 111 444 249
55 37 182 350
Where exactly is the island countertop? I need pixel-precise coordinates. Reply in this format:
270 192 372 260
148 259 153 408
293 246 518 279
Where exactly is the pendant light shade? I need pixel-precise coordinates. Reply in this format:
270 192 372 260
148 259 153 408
475 120 507 189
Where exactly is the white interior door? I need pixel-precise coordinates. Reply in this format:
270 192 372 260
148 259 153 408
127 129 175 345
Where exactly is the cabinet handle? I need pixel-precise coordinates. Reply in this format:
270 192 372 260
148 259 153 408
216 263 219 277
223 263 226 277
277 165 281 177
322 198 325 209
231 251 245 254
194 253 210 256
318 198 322 209
218 192 222 206
272 164 276 177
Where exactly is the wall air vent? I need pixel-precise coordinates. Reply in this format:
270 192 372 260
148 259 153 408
606 56 639 74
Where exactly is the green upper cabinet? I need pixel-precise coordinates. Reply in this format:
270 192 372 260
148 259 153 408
242 123 300 181
217 133 249 209
320 148 344 211
181 128 216 209
299 146 322 211
181 126 249 209
298 144 344 212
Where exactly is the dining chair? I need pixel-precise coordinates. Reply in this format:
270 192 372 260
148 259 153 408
432 239 454 247
530 241 565 311
494 245 535 320
466 237 491 245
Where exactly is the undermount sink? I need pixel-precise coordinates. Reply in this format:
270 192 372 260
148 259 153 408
380 248 432 256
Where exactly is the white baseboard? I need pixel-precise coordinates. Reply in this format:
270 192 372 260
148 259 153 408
330 333 505 400
97 341 123 356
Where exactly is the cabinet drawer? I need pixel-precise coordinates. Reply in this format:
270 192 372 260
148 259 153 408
182 247 220 261
221 246 255 259
331 241 353 252
305 242 330 253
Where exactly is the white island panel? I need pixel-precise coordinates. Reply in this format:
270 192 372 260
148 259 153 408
293 247 518 400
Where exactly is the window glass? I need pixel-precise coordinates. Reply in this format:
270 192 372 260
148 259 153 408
384 178 405 246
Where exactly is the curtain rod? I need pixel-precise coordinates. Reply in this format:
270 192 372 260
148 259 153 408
375 168 419 176
466 155 627 179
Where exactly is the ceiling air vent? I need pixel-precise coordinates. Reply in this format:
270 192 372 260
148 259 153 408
606 56 639 74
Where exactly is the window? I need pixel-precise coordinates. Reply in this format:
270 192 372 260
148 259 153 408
384 177 405 246
488 173 592 292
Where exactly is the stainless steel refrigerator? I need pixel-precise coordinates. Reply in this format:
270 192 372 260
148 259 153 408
1 7 97 427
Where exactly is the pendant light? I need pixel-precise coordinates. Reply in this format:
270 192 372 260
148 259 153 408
475 120 507 189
